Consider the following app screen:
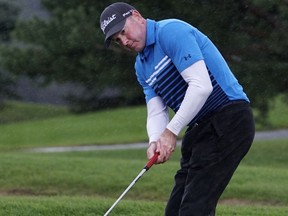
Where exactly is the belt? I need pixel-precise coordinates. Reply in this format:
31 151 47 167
189 100 248 130
216 100 248 112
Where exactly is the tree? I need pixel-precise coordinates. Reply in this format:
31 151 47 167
0 0 287 118
0 0 19 107
0 0 19 41
231 0 288 121
0 0 143 112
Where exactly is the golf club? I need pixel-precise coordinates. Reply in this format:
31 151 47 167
104 152 159 216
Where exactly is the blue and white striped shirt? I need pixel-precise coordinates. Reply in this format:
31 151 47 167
135 19 249 126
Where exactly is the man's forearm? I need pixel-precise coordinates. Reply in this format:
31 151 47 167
146 96 169 144
166 60 213 135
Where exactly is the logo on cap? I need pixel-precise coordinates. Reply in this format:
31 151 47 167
101 14 117 33
122 9 133 17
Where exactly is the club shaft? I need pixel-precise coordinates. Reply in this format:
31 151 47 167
104 168 147 216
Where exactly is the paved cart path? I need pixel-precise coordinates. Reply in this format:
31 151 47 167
30 129 288 153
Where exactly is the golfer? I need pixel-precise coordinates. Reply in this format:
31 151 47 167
100 2 255 215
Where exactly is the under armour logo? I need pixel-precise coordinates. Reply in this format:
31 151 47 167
184 54 192 61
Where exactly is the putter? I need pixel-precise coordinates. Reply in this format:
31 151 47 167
104 152 159 216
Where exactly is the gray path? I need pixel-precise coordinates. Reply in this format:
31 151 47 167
30 129 288 153
254 129 288 140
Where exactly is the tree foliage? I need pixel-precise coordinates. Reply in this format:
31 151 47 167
0 0 19 107
0 0 19 41
0 0 287 116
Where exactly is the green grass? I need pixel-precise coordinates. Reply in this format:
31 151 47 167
255 94 288 130
0 100 69 124
0 105 148 151
0 140 287 215
0 96 287 151
0 140 287 203
267 95 288 129
0 99 287 215
0 107 147 150
0 196 287 216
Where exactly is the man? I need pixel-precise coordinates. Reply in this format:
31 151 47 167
100 2 255 216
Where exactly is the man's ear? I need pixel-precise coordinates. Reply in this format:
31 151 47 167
132 10 142 19
132 10 145 23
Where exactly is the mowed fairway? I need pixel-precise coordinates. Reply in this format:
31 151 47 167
0 141 287 215
0 102 288 215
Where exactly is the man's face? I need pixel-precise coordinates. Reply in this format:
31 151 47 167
111 11 146 52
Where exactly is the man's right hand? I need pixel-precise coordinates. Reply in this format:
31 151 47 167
147 142 157 162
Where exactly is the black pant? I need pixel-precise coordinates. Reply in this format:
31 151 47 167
165 102 255 216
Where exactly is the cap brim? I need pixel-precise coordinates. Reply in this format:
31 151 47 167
104 19 127 48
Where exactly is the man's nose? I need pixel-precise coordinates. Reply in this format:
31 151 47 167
118 35 128 46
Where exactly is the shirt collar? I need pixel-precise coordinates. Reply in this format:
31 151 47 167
139 19 156 61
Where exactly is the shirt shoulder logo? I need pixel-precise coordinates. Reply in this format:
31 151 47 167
184 54 192 61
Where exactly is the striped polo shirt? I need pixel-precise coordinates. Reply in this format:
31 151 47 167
135 19 249 126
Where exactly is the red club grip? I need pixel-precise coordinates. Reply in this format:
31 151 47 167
145 152 159 170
